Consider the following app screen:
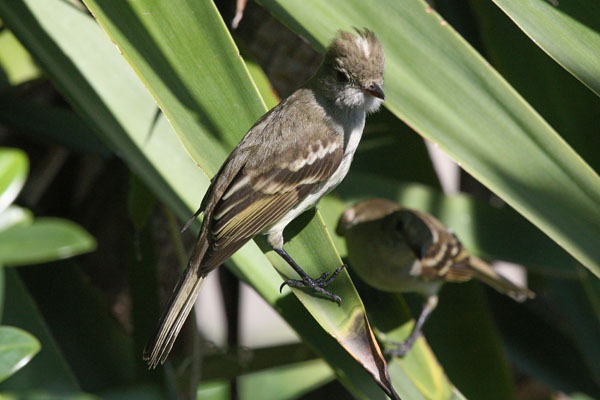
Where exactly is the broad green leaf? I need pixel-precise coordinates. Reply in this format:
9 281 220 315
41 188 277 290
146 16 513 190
0 148 27 215
492 0 600 97
257 0 600 278
81 0 398 397
0 218 96 267
0 326 40 383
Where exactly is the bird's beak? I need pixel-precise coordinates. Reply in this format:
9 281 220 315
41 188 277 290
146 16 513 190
364 83 385 100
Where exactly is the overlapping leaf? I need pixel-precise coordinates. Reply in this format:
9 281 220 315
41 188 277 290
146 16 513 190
492 0 600 97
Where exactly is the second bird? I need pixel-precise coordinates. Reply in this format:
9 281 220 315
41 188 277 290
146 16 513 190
337 198 534 356
144 29 386 368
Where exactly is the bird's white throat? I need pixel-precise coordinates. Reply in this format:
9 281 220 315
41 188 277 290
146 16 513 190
336 88 383 114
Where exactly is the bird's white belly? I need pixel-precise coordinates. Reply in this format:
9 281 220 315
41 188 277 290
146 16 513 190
264 115 365 246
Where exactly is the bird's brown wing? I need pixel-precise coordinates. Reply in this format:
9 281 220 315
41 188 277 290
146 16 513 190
199 133 344 273
398 209 473 282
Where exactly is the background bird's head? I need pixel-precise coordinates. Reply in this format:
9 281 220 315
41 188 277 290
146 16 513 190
336 198 399 236
318 28 385 113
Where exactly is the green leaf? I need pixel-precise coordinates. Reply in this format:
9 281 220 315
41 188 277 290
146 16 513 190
237 359 334 400
197 360 334 400
0 29 41 87
0 326 40 383
469 0 600 174
85 0 264 177
0 218 96 267
197 343 318 381
0 206 32 233
196 381 229 400
425 284 516 400
545 269 600 384
0 148 27 215
257 0 600 278
244 56 280 110
492 0 600 97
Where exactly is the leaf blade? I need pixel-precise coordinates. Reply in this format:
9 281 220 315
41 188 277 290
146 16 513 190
0 326 40 383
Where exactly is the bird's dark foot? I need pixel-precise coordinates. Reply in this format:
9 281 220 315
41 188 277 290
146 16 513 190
279 264 346 306
384 340 413 358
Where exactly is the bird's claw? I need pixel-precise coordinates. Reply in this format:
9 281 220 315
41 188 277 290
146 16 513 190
280 264 346 306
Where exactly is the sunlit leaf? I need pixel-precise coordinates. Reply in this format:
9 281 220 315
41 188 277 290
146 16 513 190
0 326 40 383
0 218 96 267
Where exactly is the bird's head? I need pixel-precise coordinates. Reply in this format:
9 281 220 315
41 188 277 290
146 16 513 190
318 28 385 113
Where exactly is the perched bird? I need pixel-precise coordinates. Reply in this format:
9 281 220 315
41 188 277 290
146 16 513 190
144 29 386 368
337 198 535 356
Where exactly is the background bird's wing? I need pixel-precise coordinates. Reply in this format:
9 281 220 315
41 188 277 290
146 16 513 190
398 209 473 282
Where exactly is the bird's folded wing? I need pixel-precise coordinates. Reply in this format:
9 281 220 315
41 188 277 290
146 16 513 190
400 209 473 282
199 135 344 272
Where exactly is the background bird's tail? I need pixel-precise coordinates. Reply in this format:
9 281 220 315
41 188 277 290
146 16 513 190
143 235 209 369
468 256 535 302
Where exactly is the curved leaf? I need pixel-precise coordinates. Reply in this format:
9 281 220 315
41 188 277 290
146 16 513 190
0 326 40 383
0 218 96 267
492 0 600 97
257 0 600 278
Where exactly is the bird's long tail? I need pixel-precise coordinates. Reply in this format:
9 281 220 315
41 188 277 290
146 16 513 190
143 269 206 368
143 236 209 369
468 256 535 302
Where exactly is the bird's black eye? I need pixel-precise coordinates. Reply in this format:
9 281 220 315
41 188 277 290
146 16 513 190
336 69 349 82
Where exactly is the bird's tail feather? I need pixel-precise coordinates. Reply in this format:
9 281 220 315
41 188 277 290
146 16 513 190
143 268 206 368
468 256 535 302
